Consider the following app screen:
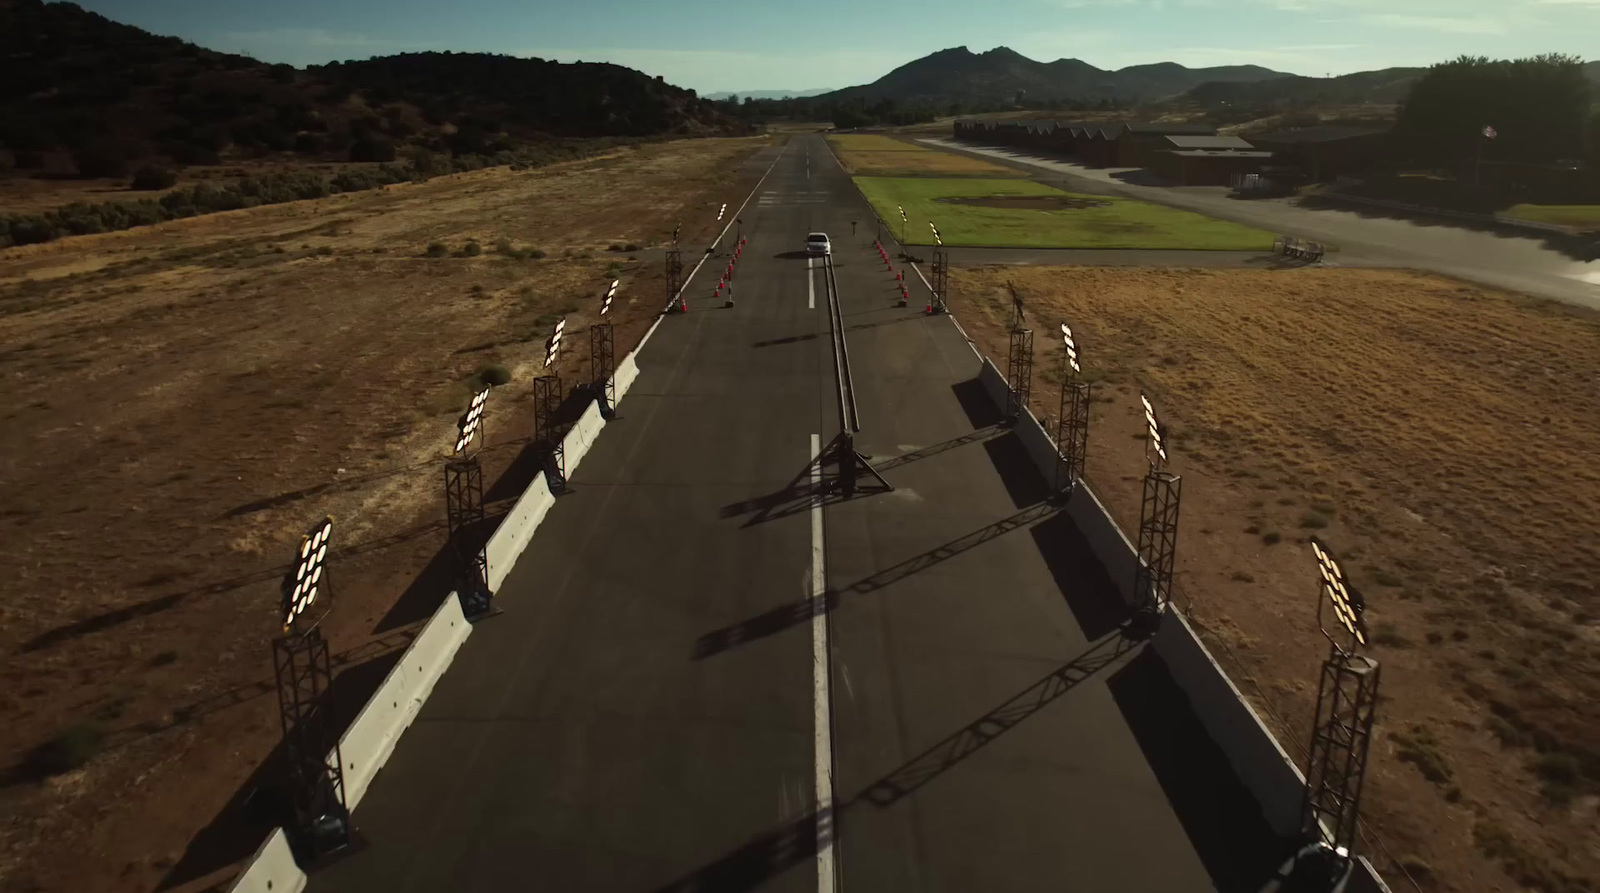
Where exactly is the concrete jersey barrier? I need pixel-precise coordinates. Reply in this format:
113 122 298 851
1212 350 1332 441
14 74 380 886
226 827 305 893
334 592 472 810
485 472 555 592
966 339 1389 888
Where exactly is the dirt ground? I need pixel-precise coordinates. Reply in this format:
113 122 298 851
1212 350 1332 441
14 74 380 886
0 135 774 893
951 265 1600 893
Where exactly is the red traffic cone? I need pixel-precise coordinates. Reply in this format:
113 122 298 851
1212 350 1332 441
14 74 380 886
680 298 688 312
925 302 932 313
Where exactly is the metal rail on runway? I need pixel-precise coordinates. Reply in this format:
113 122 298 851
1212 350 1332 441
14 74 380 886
814 253 890 496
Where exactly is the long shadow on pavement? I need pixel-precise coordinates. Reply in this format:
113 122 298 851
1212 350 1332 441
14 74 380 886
658 629 1143 892
1108 647 1295 892
981 431 1049 509
951 377 1004 429
1028 509 1131 640
694 503 1054 659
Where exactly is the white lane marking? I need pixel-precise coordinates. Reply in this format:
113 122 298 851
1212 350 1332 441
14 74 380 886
808 256 816 309
840 662 854 701
810 432 836 893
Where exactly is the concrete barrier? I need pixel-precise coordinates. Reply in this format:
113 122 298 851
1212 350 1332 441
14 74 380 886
1151 609 1306 836
1065 479 1144 608
1351 857 1395 893
961 337 1372 865
978 357 1009 412
613 352 641 405
334 592 472 810
226 828 306 893
560 399 607 475
1014 405 1061 487
485 472 555 592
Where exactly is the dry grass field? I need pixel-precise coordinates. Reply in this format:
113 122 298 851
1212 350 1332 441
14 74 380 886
951 265 1600 893
826 133 1015 176
0 135 773 893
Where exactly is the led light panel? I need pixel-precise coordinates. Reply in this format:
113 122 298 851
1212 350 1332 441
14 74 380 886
282 516 333 628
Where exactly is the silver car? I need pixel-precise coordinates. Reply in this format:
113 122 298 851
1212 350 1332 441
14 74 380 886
806 233 831 256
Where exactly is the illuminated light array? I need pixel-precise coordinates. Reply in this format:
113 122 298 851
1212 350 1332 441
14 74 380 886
545 317 566 368
930 222 943 246
1141 393 1167 464
717 203 726 222
282 517 333 629
672 223 682 243
601 279 619 316
898 204 907 223
454 386 491 455
1061 323 1080 376
1311 536 1369 648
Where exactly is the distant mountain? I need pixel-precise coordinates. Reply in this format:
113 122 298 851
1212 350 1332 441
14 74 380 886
1169 67 1427 108
0 0 730 176
704 89 832 101
1173 60 1600 110
812 46 1292 106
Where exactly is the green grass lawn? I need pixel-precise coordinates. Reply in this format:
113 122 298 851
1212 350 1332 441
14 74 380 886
1503 204 1600 229
854 177 1276 250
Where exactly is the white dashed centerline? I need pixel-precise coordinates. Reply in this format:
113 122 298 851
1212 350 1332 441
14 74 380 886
810 432 836 893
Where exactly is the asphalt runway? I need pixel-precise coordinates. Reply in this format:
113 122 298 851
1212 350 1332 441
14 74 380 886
306 135 1285 893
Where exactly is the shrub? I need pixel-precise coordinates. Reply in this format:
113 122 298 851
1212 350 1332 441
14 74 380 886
425 242 448 258
1372 622 1412 648
349 137 396 163
130 166 177 191
26 721 106 776
294 132 325 155
1261 531 1282 545
169 142 221 165
624 242 642 252
526 248 547 259
457 240 482 258
475 365 512 387
73 143 130 178
1393 724 1452 784
496 238 515 255
1299 511 1330 529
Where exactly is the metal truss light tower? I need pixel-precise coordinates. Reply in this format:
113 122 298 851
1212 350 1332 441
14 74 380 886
590 278 619 416
532 373 565 492
444 386 493 618
272 517 351 862
1005 283 1033 425
1294 536 1381 887
1053 322 1091 500
1132 393 1181 632
929 222 949 315
665 224 684 314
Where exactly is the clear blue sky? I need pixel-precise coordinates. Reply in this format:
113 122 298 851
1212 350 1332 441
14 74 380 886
73 0 1596 94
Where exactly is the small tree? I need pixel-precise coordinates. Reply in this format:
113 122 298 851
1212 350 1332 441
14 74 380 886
349 137 396 163
73 143 130 178
130 166 177 191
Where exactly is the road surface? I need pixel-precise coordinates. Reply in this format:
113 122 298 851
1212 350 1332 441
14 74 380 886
920 138 1600 311
306 135 1285 893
